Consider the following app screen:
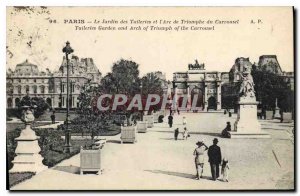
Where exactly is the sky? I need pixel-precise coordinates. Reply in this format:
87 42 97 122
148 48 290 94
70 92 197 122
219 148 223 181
6 7 294 80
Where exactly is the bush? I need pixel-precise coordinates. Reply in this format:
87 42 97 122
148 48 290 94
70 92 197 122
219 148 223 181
7 128 22 170
6 108 22 118
8 172 35 188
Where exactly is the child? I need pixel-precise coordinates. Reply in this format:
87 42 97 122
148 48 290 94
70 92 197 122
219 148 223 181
182 127 189 140
182 116 187 125
221 158 230 182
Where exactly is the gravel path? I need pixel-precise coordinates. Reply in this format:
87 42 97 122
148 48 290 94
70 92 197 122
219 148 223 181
11 112 294 190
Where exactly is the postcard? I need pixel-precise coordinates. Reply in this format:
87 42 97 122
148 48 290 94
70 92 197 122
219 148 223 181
6 6 294 190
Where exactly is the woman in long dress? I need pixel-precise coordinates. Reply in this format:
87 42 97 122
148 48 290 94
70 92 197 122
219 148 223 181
193 141 208 179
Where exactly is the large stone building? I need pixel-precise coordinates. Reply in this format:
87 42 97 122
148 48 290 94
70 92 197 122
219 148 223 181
6 56 101 109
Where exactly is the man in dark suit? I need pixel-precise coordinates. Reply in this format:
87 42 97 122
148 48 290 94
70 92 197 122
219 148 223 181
208 138 222 181
168 115 173 128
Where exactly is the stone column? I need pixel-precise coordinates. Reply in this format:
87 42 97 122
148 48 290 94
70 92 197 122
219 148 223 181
173 85 178 110
274 98 281 119
187 85 191 111
204 83 208 110
217 82 222 110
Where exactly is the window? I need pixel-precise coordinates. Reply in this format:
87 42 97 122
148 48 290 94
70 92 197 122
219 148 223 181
18 86 22 94
33 85 37 94
62 84 65 93
40 86 45 94
34 79 36 83
25 85 30 93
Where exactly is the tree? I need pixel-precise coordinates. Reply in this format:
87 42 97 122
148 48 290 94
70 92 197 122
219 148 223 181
252 69 293 112
141 72 164 96
101 59 140 96
17 94 49 118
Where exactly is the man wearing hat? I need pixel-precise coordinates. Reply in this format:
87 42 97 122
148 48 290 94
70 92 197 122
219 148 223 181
208 138 222 181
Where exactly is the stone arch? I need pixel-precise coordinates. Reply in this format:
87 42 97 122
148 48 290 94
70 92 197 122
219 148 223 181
191 87 204 110
208 96 217 110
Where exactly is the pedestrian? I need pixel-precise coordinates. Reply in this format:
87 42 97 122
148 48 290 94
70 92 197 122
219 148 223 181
182 127 189 140
174 128 179 140
182 116 187 125
168 115 173 128
177 108 180 115
50 111 55 124
221 158 230 182
208 138 222 181
221 122 231 138
193 141 208 179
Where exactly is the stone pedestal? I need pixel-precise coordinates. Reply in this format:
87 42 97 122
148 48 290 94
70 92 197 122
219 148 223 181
274 98 281 119
274 107 281 119
231 97 270 139
10 123 47 173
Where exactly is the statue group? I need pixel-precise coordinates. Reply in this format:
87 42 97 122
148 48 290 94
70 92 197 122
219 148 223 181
238 63 255 98
188 59 205 70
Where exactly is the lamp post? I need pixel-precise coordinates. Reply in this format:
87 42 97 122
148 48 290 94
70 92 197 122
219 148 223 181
140 81 144 120
62 41 74 153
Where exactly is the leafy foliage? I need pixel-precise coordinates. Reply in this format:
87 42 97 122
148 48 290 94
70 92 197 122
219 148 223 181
252 69 294 111
100 59 140 95
17 95 49 118
7 128 22 170
9 172 35 188
141 72 164 96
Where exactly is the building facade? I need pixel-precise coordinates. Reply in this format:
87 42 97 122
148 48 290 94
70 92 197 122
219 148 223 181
6 56 102 109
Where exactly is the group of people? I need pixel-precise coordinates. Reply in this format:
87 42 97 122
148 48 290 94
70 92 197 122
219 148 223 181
194 138 229 182
167 111 230 181
174 127 190 140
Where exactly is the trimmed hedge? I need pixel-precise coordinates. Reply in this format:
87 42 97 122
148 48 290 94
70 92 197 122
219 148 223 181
8 172 35 189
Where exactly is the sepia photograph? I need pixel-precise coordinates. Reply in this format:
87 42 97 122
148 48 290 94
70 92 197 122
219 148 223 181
5 6 295 191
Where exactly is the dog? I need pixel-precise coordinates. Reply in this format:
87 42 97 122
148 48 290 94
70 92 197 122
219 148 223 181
221 158 229 182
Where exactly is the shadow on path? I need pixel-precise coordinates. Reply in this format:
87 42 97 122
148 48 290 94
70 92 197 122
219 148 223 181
195 132 221 137
107 139 121 144
160 138 186 141
52 165 80 175
145 169 213 181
